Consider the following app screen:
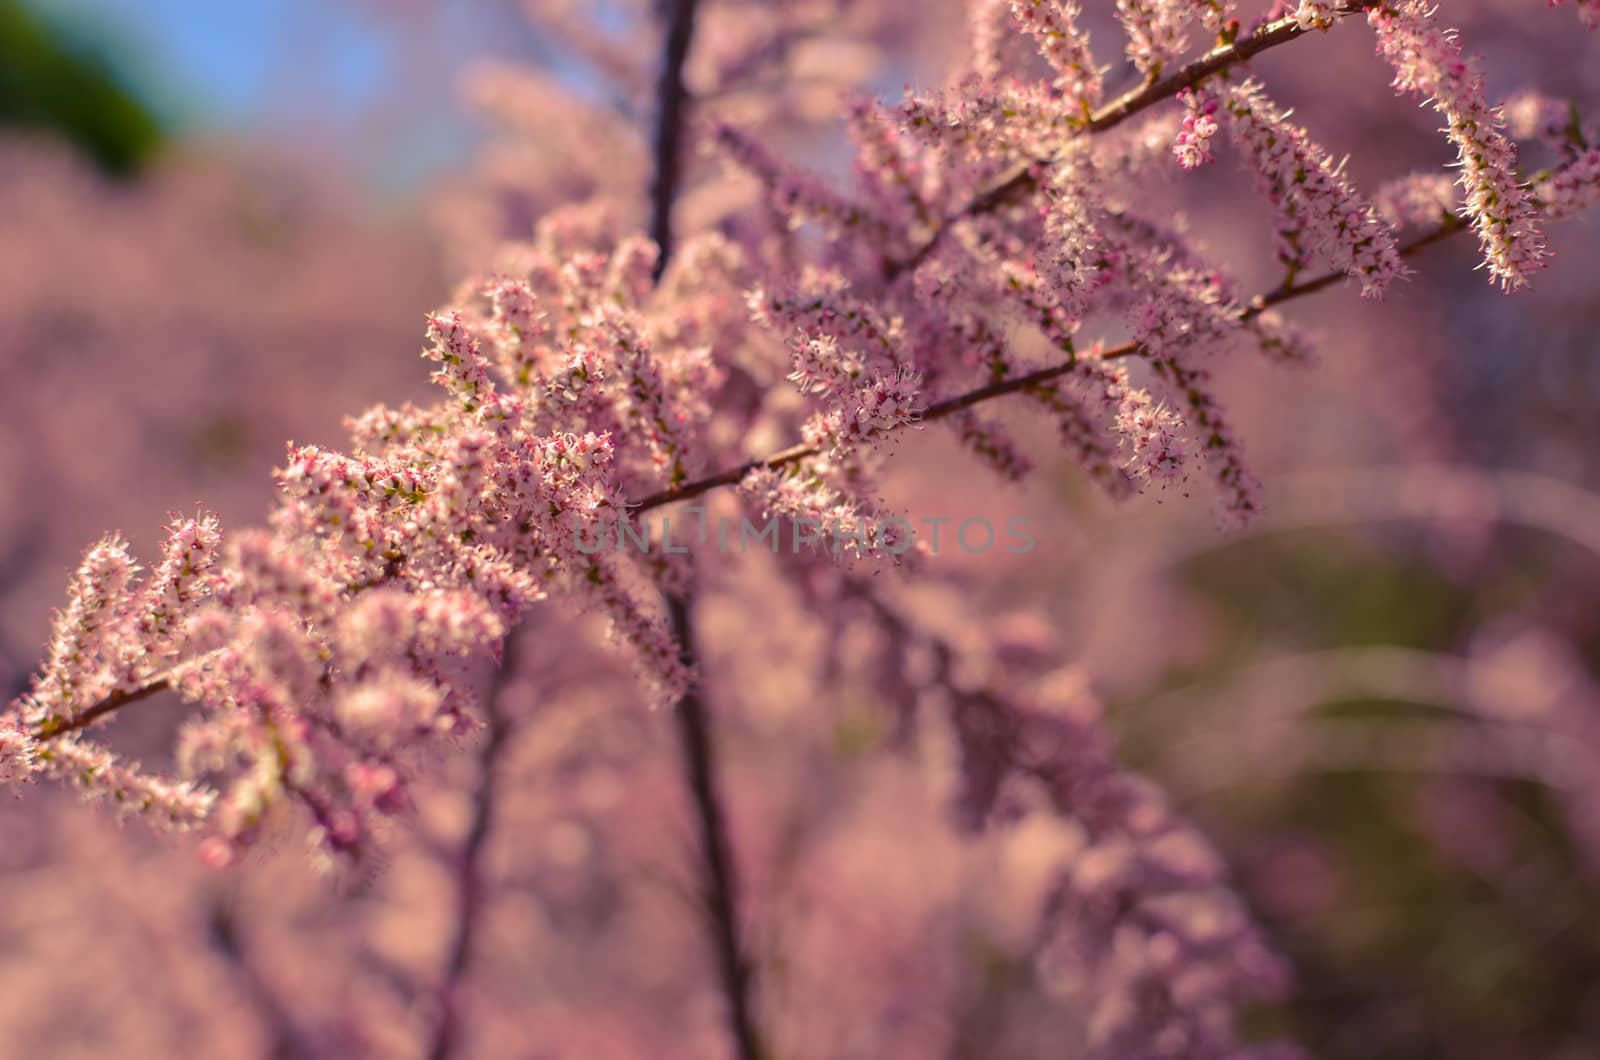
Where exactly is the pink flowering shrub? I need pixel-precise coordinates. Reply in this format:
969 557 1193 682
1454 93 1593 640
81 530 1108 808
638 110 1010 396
4 1 1600 1058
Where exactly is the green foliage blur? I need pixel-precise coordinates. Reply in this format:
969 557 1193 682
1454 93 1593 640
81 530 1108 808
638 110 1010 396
1139 532 1600 1059
0 0 164 176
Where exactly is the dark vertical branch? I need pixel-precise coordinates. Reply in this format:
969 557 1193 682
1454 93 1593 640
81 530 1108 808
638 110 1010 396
427 636 520 1060
668 595 764 1060
646 1 762 1055
209 897 317 1060
648 0 701 281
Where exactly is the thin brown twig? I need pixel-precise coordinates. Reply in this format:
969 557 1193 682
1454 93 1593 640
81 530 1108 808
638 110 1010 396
22 226 1474 742
17 212 1475 743
32 679 172 739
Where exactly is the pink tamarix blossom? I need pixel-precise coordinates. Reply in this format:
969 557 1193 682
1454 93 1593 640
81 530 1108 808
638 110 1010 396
1368 1 1547 289
1215 78 1405 296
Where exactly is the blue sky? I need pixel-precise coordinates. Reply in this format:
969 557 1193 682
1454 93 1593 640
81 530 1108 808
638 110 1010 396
28 0 531 191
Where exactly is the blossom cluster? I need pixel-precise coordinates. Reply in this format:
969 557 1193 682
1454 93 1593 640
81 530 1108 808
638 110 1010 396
3 210 766 861
1214 78 1405 295
857 601 1295 1060
1010 0 1103 113
1368 1 1547 288
1174 87 1220 170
